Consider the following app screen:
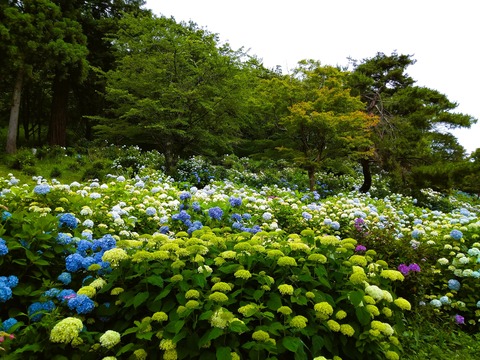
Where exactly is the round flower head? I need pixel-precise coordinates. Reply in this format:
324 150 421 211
340 324 355 336
365 285 383 301
34 184 51 195
450 229 463 240
252 330 270 342
102 248 129 267
234 269 252 280
448 279 461 291
50 317 84 344
99 330 121 349
314 302 334 317
289 315 308 329
277 256 297 267
278 284 294 296
152 312 168 322
394 297 411 311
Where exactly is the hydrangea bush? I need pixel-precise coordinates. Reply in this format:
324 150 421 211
0 165 479 359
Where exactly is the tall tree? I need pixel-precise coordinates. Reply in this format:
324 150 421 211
95 13 248 173
349 52 476 193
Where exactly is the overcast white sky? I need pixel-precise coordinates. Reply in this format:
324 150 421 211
146 0 479 154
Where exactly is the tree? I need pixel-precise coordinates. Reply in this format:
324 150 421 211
277 61 378 191
94 14 248 173
349 52 476 193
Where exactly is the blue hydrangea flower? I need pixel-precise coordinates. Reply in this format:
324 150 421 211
57 289 76 302
0 286 13 302
56 233 73 245
231 213 242 222
179 192 191 201
448 279 461 291
6 275 18 288
187 220 203 235
1 317 18 332
229 197 242 207
33 184 50 195
82 219 94 228
302 212 312 220
450 229 463 240
1 211 12 222
58 213 78 229
43 288 61 298
145 207 156 216
66 253 85 272
0 238 8 256
330 221 340 230
192 202 201 212
430 299 442 308
57 272 72 285
96 234 116 251
439 296 451 304
28 300 55 321
242 213 252 220
172 210 191 223
232 222 243 230
67 294 95 314
208 207 223 220
262 212 272 221
77 240 92 256
159 226 169 234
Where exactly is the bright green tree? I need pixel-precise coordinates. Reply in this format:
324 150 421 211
277 61 378 190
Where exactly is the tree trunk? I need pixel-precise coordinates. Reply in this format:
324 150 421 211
308 166 316 192
6 68 24 154
48 73 69 146
359 158 372 193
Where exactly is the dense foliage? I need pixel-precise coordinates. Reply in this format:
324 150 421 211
0 150 479 359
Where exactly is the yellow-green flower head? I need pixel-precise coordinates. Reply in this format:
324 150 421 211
290 315 308 329
335 310 347 320
210 308 234 329
102 248 129 267
177 306 187 315
252 330 270 342
349 255 368 267
171 260 186 269
278 284 294 296
277 256 297 267
394 297 411 310
231 352 241 360
382 307 393 317
110 287 124 295
219 250 237 259
234 242 252 252
389 336 400 346
385 351 399 360
234 269 252 280
185 300 200 309
380 270 405 281
152 251 170 260
89 278 107 290
208 292 229 303
365 285 383 301
101 357 117 360
340 324 355 337
371 320 394 336
170 274 183 282
211 282 232 292
366 304 380 316
211 277 221 283
50 317 84 344
185 289 200 299
349 271 368 285
131 250 154 263
238 304 258 316
99 330 121 349
289 242 309 252
77 285 96 298
159 338 176 350
307 253 327 264
277 306 293 316
314 302 334 317
214 257 226 266
369 329 381 337
382 290 393 302
363 295 376 305
88 264 102 271
133 349 148 360
267 249 285 258
152 312 168 322
327 319 341 332
306 291 315 299
320 235 340 246
375 259 388 267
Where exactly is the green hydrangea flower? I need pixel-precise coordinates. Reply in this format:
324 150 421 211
278 284 294 295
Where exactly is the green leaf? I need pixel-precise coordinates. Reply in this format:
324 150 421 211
216 347 232 360
282 336 301 352
355 306 371 325
192 273 207 288
174 320 185 334
311 335 324 355
229 319 249 333
266 293 282 311
218 264 241 274
199 310 213 321
253 289 264 301
116 343 135 356
146 275 164 287
348 290 365 307
199 327 224 348
133 291 150 309
154 284 173 302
